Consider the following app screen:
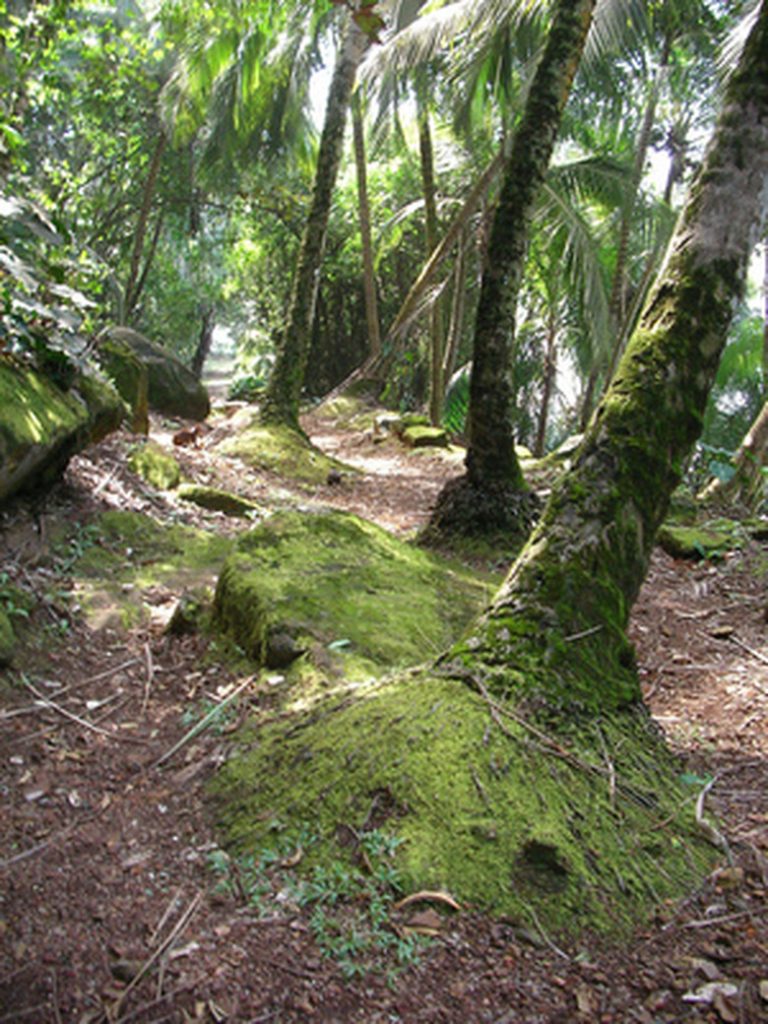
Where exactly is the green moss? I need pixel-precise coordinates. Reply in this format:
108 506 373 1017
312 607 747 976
0 607 15 666
59 510 233 631
212 672 716 940
98 338 149 434
402 425 449 448
656 522 740 560
128 441 182 490
215 417 353 486
213 510 494 677
177 483 261 518
0 363 123 504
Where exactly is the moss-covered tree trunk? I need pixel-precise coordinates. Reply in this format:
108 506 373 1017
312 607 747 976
260 19 368 429
426 0 596 538
215 4 768 940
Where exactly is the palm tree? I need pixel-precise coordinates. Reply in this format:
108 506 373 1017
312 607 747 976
426 0 599 539
260 14 370 428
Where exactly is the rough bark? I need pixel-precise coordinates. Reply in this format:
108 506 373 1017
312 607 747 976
351 92 381 360
425 0 597 540
260 19 368 429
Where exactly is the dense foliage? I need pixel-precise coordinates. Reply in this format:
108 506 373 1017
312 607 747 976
1 0 763 465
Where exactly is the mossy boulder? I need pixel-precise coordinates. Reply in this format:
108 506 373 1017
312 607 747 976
213 509 493 676
177 483 260 518
128 441 181 490
0 360 123 506
656 520 741 560
96 336 149 434
402 424 449 448
0 607 15 666
104 327 210 422
214 417 352 486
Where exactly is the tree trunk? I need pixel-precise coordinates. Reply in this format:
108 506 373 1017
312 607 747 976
533 307 558 457
442 224 470 386
123 129 167 322
698 398 768 509
214 4 768 938
417 102 445 426
425 0 597 539
260 18 368 429
191 304 216 381
351 92 381 360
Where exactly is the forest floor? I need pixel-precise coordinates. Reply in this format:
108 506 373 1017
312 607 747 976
1 399 767 1024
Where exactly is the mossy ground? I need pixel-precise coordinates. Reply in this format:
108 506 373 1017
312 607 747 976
213 670 716 940
127 441 182 490
215 415 354 486
56 510 234 631
213 509 495 683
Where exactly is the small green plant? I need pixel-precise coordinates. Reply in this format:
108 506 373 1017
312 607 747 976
0 572 31 621
181 697 240 735
56 523 103 574
205 829 427 979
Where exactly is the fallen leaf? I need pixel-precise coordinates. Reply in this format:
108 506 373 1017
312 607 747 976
405 908 444 934
682 981 738 1005
575 982 598 1015
713 987 738 1023
392 889 462 912
759 980 768 1002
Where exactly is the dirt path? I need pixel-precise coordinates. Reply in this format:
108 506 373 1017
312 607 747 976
1 411 767 1023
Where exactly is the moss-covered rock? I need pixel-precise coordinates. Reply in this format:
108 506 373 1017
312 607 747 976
213 509 494 676
656 521 741 560
402 425 449 448
128 441 181 490
177 483 260 517
0 607 15 666
0 361 123 506
214 416 353 486
97 336 150 434
104 327 210 422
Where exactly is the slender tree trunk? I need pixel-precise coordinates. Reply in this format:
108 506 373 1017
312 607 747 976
260 19 368 429
191 304 216 380
698 399 768 509
464 0 596 488
763 239 768 387
351 92 381 360
534 308 558 457
417 102 445 425
424 0 598 540
123 129 167 322
443 225 470 385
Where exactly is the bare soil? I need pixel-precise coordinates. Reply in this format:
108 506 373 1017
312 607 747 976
1 407 767 1024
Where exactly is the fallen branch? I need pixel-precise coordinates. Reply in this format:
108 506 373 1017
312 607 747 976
112 891 203 1020
151 674 256 769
